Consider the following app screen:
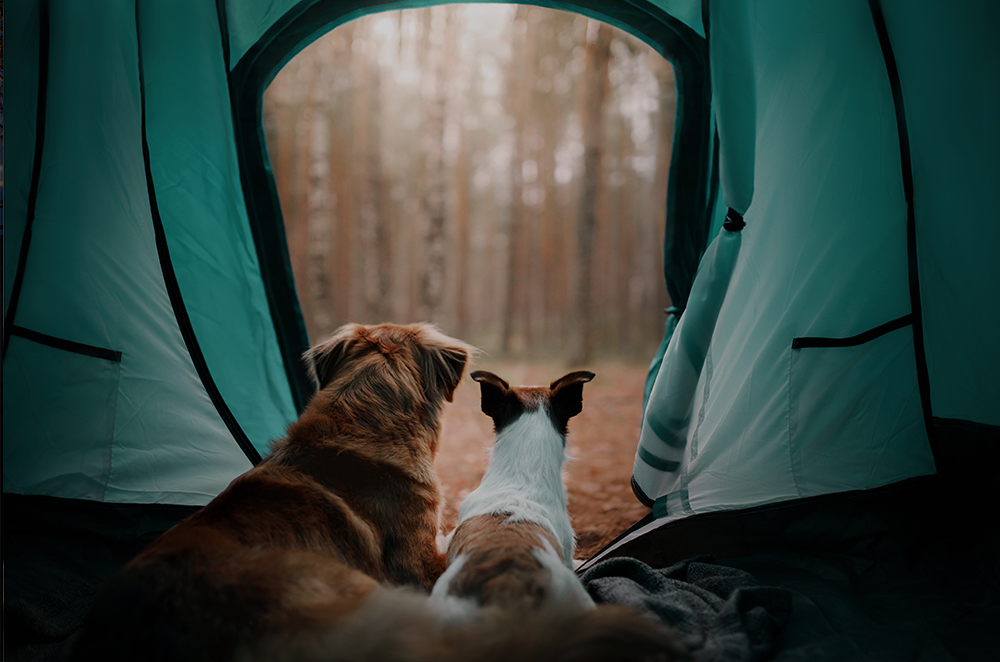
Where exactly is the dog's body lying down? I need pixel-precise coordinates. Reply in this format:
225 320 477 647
70 324 682 662
70 323 470 662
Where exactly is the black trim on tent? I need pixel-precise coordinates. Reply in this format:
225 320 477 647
631 476 655 508
10 326 123 363
791 313 912 350
722 207 744 232
657 9 713 314
868 0 933 438
3 0 50 361
227 0 712 412
135 3 261 466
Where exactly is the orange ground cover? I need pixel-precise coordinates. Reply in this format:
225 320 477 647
435 361 652 561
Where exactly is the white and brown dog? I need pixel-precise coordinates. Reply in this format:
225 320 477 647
429 370 684 662
432 369 596 612
69 323 472 662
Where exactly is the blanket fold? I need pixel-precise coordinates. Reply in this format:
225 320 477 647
581 556 792 662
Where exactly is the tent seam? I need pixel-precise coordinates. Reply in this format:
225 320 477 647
867 0 933 439
134 0 261 466
2 0 50 360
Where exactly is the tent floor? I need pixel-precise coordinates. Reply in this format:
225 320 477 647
5 477 999 661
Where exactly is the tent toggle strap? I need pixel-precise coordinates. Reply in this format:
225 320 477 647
723 208 745 232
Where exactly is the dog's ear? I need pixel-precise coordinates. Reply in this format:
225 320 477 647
415 325 473 403
549 371 595 422
470 370 513 421
303 324 361 390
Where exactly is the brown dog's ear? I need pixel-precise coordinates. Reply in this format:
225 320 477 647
415 325 474 403
303 324 361 390
549 371 595 422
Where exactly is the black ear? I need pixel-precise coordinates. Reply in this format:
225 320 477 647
470 370 521 430
303 324 361 390
470 370 509 416
549 371 595 422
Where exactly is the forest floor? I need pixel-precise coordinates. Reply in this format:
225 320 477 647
435 360 652 561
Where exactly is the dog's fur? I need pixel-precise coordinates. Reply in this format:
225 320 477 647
427 371 685 662
70 328 682 662
69 323 472 662
432 370 597 611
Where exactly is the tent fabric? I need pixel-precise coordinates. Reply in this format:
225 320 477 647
577 475 1000 661
4 0 1000 659
3 1 299 506
631 0 946 528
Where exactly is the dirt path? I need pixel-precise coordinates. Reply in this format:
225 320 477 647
435 361 653 561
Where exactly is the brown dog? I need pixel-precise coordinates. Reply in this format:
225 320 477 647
69 323 473 662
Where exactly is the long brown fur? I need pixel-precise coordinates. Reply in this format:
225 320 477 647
68 323 472 662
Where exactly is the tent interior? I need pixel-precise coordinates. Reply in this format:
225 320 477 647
4 0 999 660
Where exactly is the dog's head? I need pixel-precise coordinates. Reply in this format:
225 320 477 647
304 323 474 430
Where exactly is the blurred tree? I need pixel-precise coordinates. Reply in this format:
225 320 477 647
574 19 613 364
264 5 673 362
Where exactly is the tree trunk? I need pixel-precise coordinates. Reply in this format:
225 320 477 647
353 31 392 324
574 20 612 363
418 6 452 323
502 6 534 354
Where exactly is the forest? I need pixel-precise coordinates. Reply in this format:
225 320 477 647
263 4 676 362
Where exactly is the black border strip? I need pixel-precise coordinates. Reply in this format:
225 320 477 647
10 325 122 362
631 476 656 508
2 0 50 360
933 417 1000 439
868 0 933 435
792 313 912 350
135 2 261 466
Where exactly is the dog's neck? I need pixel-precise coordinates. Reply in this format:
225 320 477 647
481 408 568 495
456 407 575 564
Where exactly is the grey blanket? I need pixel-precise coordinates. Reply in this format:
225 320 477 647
581 557 792 662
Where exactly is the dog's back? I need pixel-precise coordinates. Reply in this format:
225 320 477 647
429 370 683 661
436 513 594 612
432 370 595 611
69 323 472 662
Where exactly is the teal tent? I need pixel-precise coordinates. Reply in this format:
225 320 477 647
5 1 998 660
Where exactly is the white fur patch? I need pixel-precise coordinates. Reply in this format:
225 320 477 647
429 554 480 626
532 537 595 611
456 408 576 567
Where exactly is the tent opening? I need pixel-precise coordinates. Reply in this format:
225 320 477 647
261 4 677 556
